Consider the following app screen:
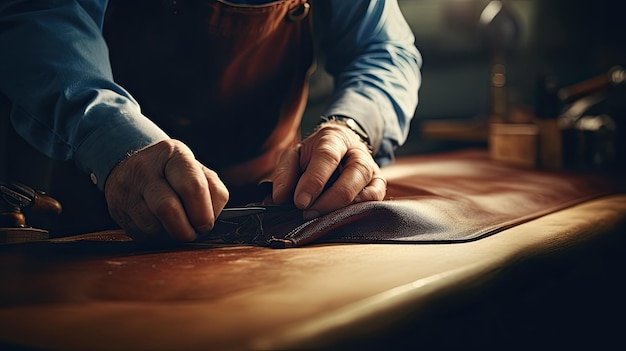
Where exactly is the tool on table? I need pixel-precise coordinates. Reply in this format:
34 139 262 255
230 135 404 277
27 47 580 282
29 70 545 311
217 204 296 221
0 181 62 244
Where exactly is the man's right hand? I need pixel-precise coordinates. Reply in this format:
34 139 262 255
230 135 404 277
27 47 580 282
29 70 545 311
104 139 229 242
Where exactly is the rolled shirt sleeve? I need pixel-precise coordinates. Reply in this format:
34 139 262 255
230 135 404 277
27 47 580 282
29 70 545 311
318 0 422 166
0 0 169 190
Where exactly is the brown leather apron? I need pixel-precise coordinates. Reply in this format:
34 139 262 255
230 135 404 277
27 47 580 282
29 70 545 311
103 0 314 187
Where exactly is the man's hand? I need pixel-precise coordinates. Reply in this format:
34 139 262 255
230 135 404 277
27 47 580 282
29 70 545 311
104 139 229 242
271 122 386 220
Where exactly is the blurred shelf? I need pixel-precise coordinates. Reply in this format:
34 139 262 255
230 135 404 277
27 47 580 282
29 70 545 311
418 117 489 142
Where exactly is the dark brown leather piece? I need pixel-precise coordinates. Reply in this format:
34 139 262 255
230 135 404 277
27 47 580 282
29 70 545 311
10 150 621 248
224 150 620 247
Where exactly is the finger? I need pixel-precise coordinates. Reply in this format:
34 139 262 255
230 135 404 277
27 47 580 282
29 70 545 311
294 139 345 209
164 151 215 235
127 201 163 235
271 145 301 205
143 180 196 242
354 176 387 203
201 165 229 220
109 209 150 241
110 210 136 234
304 148 372 219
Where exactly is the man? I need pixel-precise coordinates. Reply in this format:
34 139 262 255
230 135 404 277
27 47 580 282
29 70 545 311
0 0 421 241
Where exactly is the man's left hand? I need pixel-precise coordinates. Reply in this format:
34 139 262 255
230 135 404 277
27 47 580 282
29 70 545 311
271 122 387 220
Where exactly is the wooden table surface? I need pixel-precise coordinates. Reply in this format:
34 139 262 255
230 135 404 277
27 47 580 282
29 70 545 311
1 192 625 350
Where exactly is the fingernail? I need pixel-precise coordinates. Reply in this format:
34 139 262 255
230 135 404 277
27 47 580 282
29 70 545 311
296 192 313 208
303 210 320 220
274 182 286 195
196 224 213 234
180 231 198 242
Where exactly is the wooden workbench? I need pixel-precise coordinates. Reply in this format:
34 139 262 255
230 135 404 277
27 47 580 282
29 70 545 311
1 150 624 350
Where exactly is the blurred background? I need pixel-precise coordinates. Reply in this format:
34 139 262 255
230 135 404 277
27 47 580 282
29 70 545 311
304 0 626 156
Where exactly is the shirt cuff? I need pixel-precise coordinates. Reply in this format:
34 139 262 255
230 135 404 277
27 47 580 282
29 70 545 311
73 104 169 191
322 88 386 158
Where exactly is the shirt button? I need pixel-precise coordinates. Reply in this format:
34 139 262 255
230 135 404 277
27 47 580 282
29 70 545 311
90 173 98 185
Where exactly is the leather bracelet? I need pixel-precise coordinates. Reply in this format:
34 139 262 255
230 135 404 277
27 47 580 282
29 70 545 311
319 115 373 154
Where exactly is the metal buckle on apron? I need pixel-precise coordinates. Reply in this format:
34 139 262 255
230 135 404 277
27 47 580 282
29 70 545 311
287 1 310 22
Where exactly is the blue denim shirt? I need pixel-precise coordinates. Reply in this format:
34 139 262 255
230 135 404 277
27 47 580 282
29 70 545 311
0 0 421 190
